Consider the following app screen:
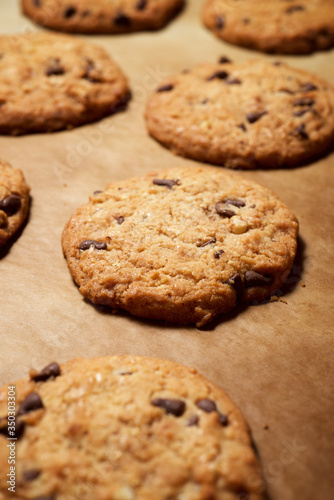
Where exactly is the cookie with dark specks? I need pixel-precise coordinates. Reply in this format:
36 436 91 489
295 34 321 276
21 0 184 34
145 59 334 169
0 355 265 499
62 166 298 327
0 32 130 135
202 0 334 54
0 159 30 248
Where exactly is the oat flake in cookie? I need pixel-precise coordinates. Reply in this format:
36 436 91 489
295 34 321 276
0 355 265 499
0 32 130 135
0 159 30 248
202 0 334 54
145 59 334 169
62 166 298 327
21 0 184 34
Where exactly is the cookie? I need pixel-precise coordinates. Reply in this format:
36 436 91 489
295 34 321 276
202 0 334 54
0 32 130 135
21 0 184 34
0 355 265 499
62 166 298 327
0 159 30 248
145 59 334 169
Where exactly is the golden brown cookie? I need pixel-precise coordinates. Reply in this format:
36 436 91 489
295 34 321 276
0 355 265 499
0 159 30 248
62 166 299 327
145 59 334 169
0 32 130 135
202 0 334 54
21 0 184 34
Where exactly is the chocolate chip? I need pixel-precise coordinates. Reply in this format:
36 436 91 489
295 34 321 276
110 93 131 113
23 469 41 481
0 419 25 439
207 70 229 81
33 0 42 6
32 362 61 382
82 58 96 81
157 84 174 93
18 392 44 416
119 371 133 375
273 61 282 66
136 0 147 9
0 195 21 216
216 15 224 29
278 88 295 94
64 6 76 18
93 190 102 195
151 398 186 417
199 238 216 247
246 111 268 123
226 78 242 85
45 59 64 76
214 249 224 259
301 82 318 92
293 97 314 107
243 18 250 24
117 216 124 225
224 198 245 207
226 273 244 300
218 412 229 426
79 240 107 251
244 270 273 287
114 12 131 27
186 415 199 426
291 123 309 140
218 56 231 64
153 178 179 189
285 5 304 13
201 98 209 105
196 399 217 413
216 203 235 218
237 123 246 131
293 109 310 117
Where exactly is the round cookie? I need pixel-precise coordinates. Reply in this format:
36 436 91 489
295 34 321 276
0 355 265 499
62 166 299 327
145 59 334 169
202 0 334 54
21 0 184 34
0 32 130 135
0 159 30 248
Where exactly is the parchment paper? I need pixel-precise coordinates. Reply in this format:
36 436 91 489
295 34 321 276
0 1 333 499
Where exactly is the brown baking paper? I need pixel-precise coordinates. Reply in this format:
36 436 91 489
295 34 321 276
0 1 333 499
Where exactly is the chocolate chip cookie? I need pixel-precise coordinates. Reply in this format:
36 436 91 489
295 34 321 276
62 166 298 327
145 59 334 169
0 32 130 135
0 159 30 248
0 355 265 499
21 0 184 34
202 0 334 54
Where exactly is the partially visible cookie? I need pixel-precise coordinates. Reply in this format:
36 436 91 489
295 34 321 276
0 355 265 499
62 166 298 327
202 0 334 54
0 32 130 135
145 59 334 169
0 159 30 248
21 0 184 34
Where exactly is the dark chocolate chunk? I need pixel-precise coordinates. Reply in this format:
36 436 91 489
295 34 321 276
32 362 61 382
79 240 107 251
199 238 216 248
45 59 64 76
151 398 186 417
186 415 199 426
64 6 76 18
246 111 268 124
224 198 245 208
18 392 44 416
285 5 305 14
226 78 242 85
218 56 231 64
293 97 314 107
0 194 21 216
117 216 124 225
216 203 235 218
291 123 309 140
196 399 217 413
153 178 179 189
237 123 246 132
301 82 318 92
94 241 107 250
136 0 147 9
218 412 229 426
157 84 174 93
114 12 131 27
216 15 224 29
226 273 244 300
214 249 224 259
23 469 41 481
207 70 229 81
244 270 273 287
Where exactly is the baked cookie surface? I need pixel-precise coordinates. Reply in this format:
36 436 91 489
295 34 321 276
145 59 334 169
0 32 130 135
21 0 184 34
62 166 298 327
0 159 30 248
202 0 334 54
0 355 265 499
